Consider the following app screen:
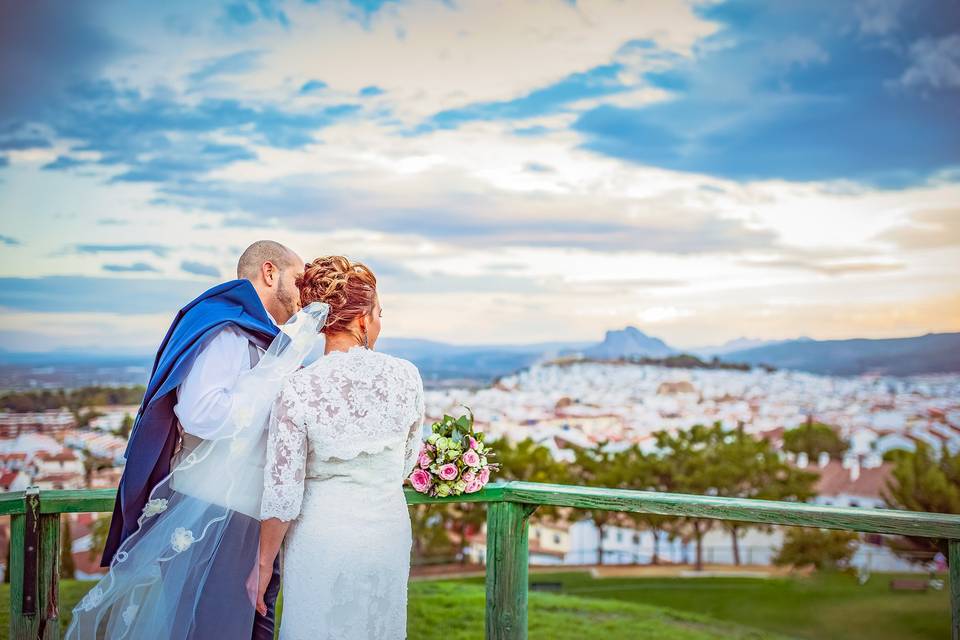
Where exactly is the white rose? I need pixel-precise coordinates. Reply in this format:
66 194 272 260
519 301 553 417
142 498 168 518
233 403 255 426
79 585 103 611
122 604 139 626
170 527 195 553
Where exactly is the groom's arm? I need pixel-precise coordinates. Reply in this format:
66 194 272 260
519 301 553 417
174 326 251 439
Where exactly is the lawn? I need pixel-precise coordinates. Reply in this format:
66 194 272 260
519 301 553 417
0 580 785 640
0 572 946 639
457 570 949 640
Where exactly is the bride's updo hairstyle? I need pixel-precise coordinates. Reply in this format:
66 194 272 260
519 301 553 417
296 256 377 335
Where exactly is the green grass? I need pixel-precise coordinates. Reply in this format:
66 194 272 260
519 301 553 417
408 581 787 640
0 580 785 640
0 572 947 639
457 571 949 640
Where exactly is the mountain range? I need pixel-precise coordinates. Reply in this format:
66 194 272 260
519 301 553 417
2 328 958 388
564 327 960 377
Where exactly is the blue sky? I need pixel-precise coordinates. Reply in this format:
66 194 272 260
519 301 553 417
0 0 958 351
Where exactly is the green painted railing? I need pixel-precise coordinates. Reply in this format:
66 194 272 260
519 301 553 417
2 482 959 639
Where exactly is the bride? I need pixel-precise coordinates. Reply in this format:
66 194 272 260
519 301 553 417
256 256 425 639
67 256 424 639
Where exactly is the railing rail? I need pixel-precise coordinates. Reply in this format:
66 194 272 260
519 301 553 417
3 482 959 639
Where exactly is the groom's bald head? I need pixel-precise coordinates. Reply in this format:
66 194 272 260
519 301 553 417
237 240 304 323
237 240 299 280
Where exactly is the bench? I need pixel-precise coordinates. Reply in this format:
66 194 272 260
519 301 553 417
889 579 928 592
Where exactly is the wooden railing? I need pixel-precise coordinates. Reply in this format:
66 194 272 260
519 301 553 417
2 482 959 639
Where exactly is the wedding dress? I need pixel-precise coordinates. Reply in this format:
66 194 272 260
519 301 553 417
261 345 425 640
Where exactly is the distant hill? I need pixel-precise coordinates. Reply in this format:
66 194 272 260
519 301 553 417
691 337 806 357
724 332 960 376
376 337 592 383
582 327 677 359
3 330 957 389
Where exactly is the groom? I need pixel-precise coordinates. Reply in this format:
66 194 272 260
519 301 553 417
102 240 304 639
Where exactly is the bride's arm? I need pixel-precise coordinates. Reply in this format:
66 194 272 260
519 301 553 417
255 518 290 615
402 364 427 477
256 385 308 612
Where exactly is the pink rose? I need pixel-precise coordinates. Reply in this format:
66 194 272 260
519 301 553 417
409 469 432 494
462 470 477 484
462 449 481 468
426 444 435 453
479 467 491 484
438 463 459 481
468 436 479 449
418 451 432 469
464 478 484 493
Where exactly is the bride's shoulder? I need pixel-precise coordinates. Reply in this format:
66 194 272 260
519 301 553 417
367 349 421 381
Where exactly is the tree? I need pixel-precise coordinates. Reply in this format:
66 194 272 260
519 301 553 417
115 414 134 440
653 424 725 571
494 437 570 521
82 450 115 488
60 517 76 579
783 420 847 460
494 437 569 485
712 424 818 565
773 527 859 571
89 516 110 563
881 441 960 564
409 504 457 565
567 441 631 565
618 445 676 565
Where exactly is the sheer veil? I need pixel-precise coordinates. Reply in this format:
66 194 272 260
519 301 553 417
66 302 330 640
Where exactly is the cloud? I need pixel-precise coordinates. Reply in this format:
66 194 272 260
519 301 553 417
0 276 209 313
0 132 52 151
187 50 263 85
0 235 21 246
740 258 906 276
417 63 630 133
359 85 385 97
42 155 88 171
35 80 361 186
180 260 221 278
74 243 170 257
0 1 123 121
570 1 960 185
877 209 960 249
854 0 905 36
149 171 781 253
300 79 328 94
899 34 960 90
221 1 289 28
102 262 159 273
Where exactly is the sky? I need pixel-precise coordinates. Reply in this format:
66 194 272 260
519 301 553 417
0 0 958 352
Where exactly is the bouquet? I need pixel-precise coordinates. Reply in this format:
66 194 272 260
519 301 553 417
407 408 498 497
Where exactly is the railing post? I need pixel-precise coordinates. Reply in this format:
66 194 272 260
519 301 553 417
951 539 960 640
485 501 537 640
9 487 61 640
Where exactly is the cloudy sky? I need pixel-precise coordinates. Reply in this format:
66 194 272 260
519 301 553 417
0 0 958 352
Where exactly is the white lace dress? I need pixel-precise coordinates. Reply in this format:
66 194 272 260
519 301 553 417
260 346 425 640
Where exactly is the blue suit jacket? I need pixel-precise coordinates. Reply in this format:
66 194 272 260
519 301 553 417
101 279 279 566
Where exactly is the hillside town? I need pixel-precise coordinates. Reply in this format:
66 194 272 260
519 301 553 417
0 361 958 578
430 361 960 572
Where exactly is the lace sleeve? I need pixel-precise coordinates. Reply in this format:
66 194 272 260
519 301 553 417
402 364 426 477
260 384 307 521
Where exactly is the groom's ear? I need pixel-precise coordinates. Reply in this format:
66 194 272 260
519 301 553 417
261 260 277 286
